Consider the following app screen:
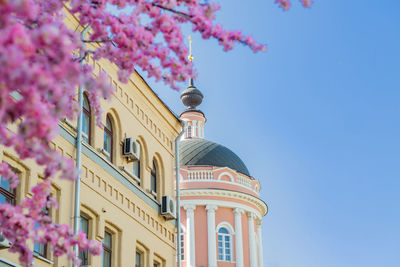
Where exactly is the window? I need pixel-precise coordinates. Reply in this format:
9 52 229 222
217 227 232 261
0 175 16 205
135 251 143 267
33 241 47 258
153 261 160 267
102 230 112 267
150 161 157 195
187 125 192 138
133 141 141 179
103 115 113 161
79 216 89 265
82 94 91 144
34 206 50 258
180 230 184 260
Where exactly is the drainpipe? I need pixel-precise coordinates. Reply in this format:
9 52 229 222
175 121 186 267
73 25 90 267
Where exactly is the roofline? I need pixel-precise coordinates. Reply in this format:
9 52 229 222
134 70 181 122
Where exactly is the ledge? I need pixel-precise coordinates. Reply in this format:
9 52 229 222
33 253 54 265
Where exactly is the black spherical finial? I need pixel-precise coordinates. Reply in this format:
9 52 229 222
180 78 203 110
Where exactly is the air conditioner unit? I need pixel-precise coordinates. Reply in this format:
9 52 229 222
122 138 140 162
0 233 10 249
161 196 176 220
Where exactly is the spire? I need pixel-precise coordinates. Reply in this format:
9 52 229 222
188 35 194 62
180 35 206 139
180 35 203 112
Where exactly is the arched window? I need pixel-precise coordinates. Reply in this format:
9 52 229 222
103 115 113 162
187 125 192 138
150 161 157 195
218 227 232 261
82 94 91 144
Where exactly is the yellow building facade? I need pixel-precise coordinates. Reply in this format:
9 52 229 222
0 12 182 267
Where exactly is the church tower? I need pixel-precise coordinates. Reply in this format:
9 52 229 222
178 78 268 267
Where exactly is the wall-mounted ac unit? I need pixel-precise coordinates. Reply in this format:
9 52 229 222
161 196 176 220
0 233 10 249
122 138 140 162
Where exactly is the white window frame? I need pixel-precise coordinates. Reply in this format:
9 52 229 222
216 222 234 262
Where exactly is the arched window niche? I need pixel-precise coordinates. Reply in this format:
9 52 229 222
216 222 234 262
82 94 91 144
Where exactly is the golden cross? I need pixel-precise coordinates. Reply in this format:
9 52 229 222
188 35 194 62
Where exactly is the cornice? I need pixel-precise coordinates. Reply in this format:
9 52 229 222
181 188 268 216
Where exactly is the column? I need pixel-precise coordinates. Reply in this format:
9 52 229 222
247 212 258 267
234 208 244 267
206 204 218 267
256 220 264 267
184 205 196 267
193 120 197 137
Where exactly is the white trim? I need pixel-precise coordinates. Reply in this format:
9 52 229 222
247 212 258 267
217 225 234 262
181 199 261 220
180 189 267 217
183 205 196 267
206 205 218 267
257 222 264 267
182 178 256 193
217 171 234 182
216 221 235 234
234 208 244 267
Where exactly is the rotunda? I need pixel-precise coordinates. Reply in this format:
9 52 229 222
178 79 268 267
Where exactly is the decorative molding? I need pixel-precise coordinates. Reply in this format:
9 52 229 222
233 208 244 215
183 204 196 212
247 211 255 219
205 204 218 212
181 189 268 217
217 171 234 182
216 221 235 234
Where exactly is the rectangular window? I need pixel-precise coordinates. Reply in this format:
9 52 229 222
79 216 89 265
180 232 184 260
150 163 157 194
135 251 142 267
102 231 112 267
0 175 16 205
34 206 49 258
133 160 140 179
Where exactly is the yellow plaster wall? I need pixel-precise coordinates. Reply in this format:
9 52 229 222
0 11 181 267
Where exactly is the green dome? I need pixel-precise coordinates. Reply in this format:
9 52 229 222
179 139 250 176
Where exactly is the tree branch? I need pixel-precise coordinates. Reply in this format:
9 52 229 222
152 3 192 20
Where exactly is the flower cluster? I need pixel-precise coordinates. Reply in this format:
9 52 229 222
276 0 313 10
0 0 311 266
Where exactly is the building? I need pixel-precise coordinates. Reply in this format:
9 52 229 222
0 12 182 267
178 80 268 267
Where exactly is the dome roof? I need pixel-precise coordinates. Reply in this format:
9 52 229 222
179 139 250 176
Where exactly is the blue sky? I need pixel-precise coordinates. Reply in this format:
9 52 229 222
141 1 400 266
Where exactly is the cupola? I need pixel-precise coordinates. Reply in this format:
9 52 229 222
180 79 206 139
